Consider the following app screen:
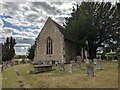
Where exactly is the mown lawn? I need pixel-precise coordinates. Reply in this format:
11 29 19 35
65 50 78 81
0 65 2 89
2 60 118 88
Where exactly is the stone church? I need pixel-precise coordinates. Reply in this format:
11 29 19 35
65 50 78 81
34 17 76 63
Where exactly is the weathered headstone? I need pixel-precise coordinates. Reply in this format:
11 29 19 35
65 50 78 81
85 60 94 77
96 60 102 70
86 65 94 77
76 60 81 68
76 56 82 61
70 60 76 66
57 63 60 71
93 59 97 64
61 63 64 71
49 61 52 65
57 62 64 71
68 64 72 73
85 59 90 64
38 61 42 65
55 61 58 66
43 61 46 65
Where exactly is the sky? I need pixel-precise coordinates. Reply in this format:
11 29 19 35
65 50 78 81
0 0 119 55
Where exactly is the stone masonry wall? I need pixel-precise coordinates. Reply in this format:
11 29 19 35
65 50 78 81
34 18 65 63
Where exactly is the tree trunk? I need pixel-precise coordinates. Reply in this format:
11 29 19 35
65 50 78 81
81 47 84 61
88 43 97 61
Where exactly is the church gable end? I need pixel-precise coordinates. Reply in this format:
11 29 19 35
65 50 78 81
34 17 65 62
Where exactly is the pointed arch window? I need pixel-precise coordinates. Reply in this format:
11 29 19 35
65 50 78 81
46 37 53 55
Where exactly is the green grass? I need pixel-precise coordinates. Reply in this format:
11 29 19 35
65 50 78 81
0 76 1 89
2 60 118 88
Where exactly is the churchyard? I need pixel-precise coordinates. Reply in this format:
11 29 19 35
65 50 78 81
2 60 118 88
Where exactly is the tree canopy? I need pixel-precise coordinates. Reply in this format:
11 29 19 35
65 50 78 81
64 2 120 59
2 36 16 62
27 41 36 60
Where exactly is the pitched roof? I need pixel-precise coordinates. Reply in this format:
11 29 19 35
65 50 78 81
48 17 66 35
36 17 66 40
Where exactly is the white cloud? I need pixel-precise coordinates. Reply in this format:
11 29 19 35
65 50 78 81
14 46 30 55
1 0 119 55
0 18 4 28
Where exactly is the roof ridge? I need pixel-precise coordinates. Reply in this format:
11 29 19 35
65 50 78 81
50 18 65 35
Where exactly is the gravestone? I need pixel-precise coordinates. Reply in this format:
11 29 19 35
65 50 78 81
76 60 81 68
61 63 64 71
55 61 58 66
43 61 46 65
38 61 42 65
49 61 52 65
86 65 94 77
76 56 82 61
57 62 64 71
85 59 90 64
70 61 76 66
93 59 97 64
85 59 94 77
68 64 72 73
96 60 102 70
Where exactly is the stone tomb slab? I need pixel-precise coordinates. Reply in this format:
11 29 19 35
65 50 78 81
30 65 52 74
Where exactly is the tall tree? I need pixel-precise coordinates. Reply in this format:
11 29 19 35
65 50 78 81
27 41 36 60
2 36 16 62
64 2 120 60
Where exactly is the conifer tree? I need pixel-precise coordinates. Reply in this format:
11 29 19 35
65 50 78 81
64 2 120 60
2 36 16 62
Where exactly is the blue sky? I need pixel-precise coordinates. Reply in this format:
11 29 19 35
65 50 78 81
0 0 119 55
0 0 78 55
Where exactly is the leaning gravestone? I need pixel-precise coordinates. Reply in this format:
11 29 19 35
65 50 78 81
68 64 72 73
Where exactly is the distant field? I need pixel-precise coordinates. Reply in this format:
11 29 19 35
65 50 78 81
2 60 118 88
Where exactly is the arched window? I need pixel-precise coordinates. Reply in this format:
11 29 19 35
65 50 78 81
46 37 53 55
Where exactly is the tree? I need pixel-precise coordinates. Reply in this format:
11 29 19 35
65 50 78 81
64 2 120 60
27 41 36 60
2 36 16 62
